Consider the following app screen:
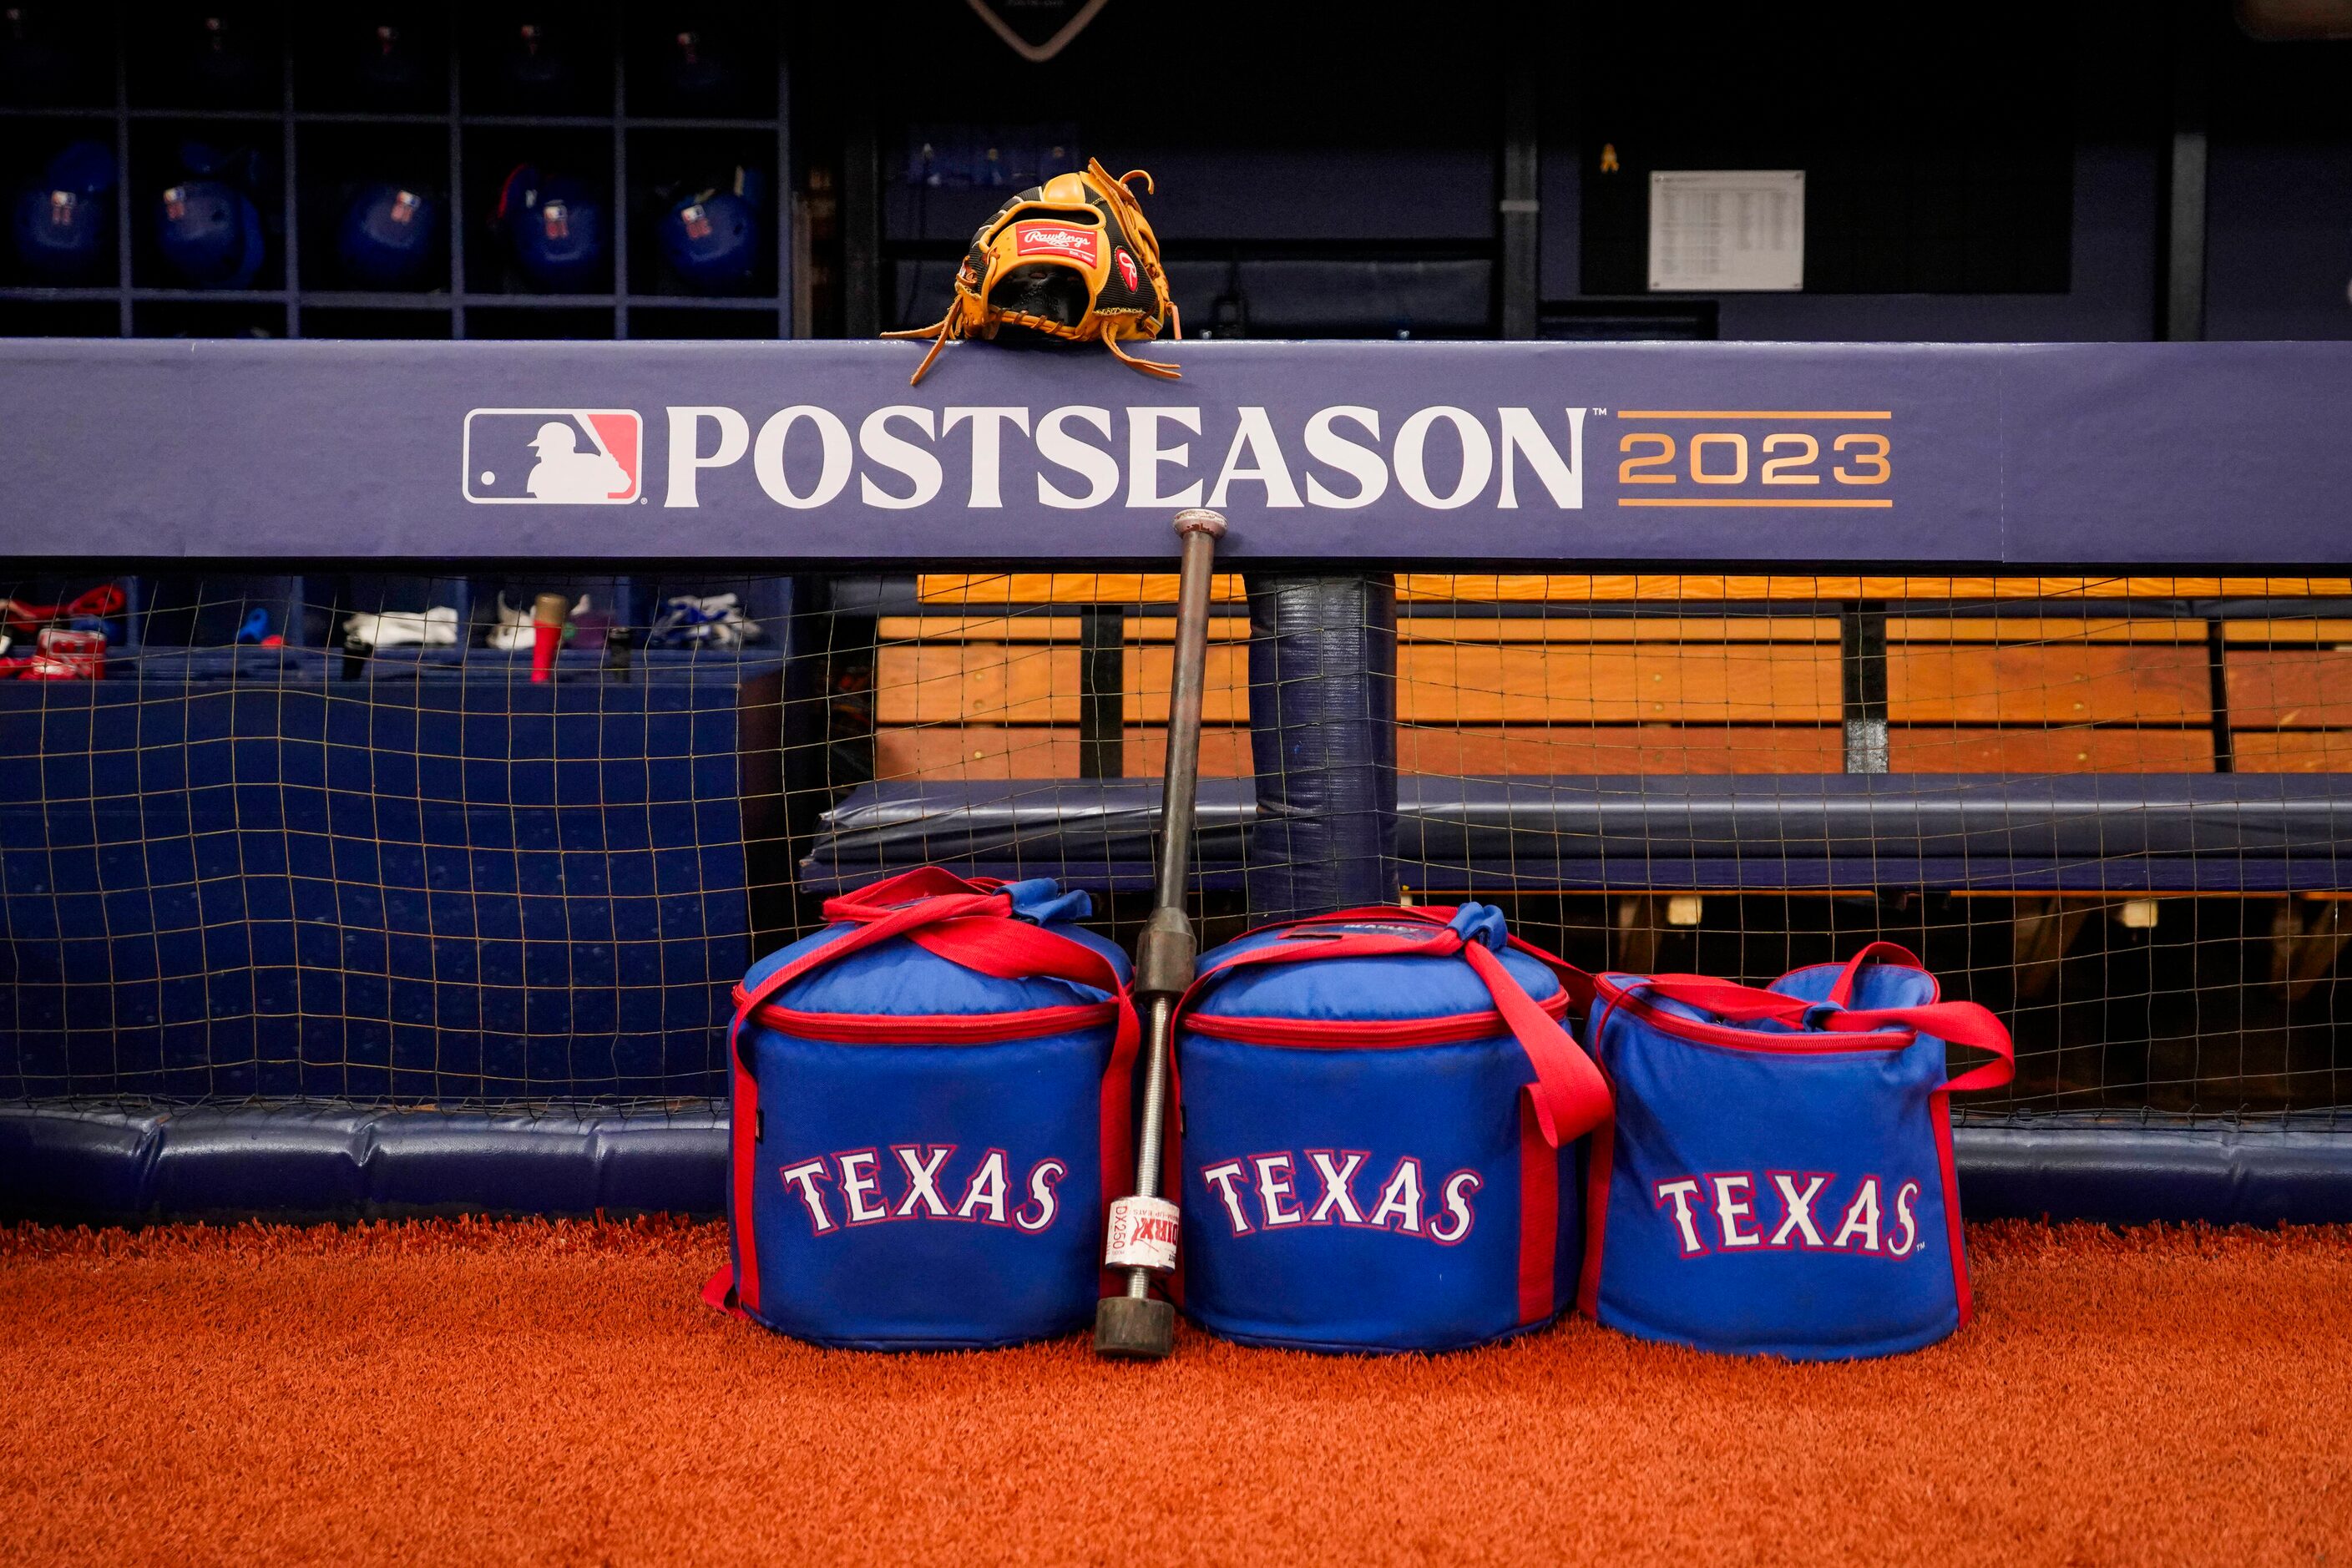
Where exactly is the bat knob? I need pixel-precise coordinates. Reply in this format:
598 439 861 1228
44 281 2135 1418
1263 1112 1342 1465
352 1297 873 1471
1171 507 1227 539
1093 1294 1176 1361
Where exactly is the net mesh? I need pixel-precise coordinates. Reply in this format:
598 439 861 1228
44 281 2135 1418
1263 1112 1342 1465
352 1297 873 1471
4 568 2349 1123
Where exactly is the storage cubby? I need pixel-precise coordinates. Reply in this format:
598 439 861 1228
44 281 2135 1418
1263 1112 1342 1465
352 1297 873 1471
623 8 776 120
302 304 452 338
0 4 116 109
462 125 614 296
0 114 120 289
630 303 777 338
128 119 286 292
291 7 450 116
0 2 792 341
139 573 328 647
296 121 451 295
458 5 615 120
124 5 284 114
625 126 772 296
132 298 286 336
0 299 119 335
465 303 614 338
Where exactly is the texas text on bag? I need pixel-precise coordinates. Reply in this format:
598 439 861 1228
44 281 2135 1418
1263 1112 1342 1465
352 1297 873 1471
1573 942 2014 1361
1166 903 1613 1353
706 868 1138 1350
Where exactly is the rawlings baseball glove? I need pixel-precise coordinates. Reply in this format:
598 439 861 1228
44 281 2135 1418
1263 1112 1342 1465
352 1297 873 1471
886 157 1180 385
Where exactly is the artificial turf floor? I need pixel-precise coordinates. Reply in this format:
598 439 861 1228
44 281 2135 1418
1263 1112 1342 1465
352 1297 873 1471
2 1216 2345 1565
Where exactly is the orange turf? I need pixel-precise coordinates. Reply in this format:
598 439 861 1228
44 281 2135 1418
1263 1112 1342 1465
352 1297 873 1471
2 1217 2347 1565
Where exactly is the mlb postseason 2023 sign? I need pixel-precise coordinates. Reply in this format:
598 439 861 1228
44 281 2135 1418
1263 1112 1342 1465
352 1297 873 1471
12 339 2352 564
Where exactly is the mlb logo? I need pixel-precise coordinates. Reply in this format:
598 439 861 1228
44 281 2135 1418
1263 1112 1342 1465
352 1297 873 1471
463 408 642 504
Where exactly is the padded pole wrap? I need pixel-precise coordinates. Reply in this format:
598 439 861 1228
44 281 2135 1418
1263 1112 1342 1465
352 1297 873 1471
1244 574 1399 921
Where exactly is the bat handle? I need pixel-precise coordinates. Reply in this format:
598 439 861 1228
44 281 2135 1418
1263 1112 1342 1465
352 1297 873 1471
1121 994 1177 1302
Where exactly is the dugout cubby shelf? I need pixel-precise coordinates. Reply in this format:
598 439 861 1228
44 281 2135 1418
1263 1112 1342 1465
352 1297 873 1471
0 2 795 339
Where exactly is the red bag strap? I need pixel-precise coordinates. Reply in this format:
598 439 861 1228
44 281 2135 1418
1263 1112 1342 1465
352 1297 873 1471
816 867 1007 923
1178 908 1614 1149
1827 940 1925 1005
731 873 1136 1074
1588 967 2015 1094
1 584 124 630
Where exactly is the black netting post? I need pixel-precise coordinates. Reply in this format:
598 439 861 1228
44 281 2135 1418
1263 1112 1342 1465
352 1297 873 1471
1840 600 1890 774
1244 574 1399 921
1078 604 1125 780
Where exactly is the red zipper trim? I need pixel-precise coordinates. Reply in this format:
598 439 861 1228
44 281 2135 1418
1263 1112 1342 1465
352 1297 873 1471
731 988 1117 1044
1601 987 1915 1055
1184 993 1571 1050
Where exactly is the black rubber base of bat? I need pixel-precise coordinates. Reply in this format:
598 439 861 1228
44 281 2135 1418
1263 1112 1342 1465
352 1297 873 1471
1092 1294 1176 1361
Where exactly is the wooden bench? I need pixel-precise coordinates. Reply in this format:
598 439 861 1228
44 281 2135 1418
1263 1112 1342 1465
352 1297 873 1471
874 574 2352 781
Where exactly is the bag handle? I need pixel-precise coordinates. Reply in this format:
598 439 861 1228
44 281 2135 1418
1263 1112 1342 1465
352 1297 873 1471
815 867 1008 923
1827 940 1925 1005
1178 904 1613 1149
731 873 1136 1074
1587 969 2014 1094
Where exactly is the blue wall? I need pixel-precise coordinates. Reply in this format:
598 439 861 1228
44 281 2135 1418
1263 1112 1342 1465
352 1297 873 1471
0 650 783 1102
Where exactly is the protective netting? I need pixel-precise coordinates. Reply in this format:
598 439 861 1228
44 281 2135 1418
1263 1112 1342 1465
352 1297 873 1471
0 573 792 1104
832 570 2352 1124
4 568 2349 1121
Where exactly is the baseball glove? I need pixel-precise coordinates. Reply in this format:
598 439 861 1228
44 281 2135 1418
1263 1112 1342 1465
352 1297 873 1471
886 158 1180 385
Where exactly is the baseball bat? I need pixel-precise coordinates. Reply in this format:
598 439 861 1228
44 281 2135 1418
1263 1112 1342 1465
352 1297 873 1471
1094 507 1225 1361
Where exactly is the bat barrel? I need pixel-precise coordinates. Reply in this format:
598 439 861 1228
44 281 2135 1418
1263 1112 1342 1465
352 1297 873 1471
1150 508 1227 918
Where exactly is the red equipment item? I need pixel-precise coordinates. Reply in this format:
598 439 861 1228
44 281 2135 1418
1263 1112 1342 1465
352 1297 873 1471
530 592 569 683
24 626 106 680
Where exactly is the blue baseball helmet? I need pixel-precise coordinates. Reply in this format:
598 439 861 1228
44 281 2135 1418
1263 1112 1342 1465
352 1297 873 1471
337 183 441 287
493 164 605 291
12 141 115 283
156 178 264 289
658 168 766 292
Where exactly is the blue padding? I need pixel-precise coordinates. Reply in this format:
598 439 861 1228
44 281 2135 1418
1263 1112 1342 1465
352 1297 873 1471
803 779 1256 893
6 1105 2349 1227
1245 576 1399 921
1 657 783 1100
0 1102 726 1224
802 775 2352 894
1953 1117 2352 1227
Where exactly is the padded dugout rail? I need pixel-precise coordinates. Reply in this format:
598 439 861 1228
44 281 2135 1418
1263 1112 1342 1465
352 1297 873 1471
0 1102 726 1225
6 1102 2348 1227
800 775 2352 894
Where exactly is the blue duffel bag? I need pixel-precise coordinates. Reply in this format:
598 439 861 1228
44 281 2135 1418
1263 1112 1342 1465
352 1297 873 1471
704 868 1137 1349
1167 903 1614 1353
1575 942 2015 1361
